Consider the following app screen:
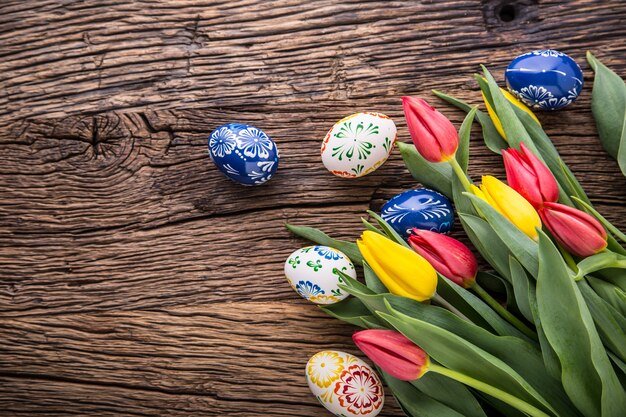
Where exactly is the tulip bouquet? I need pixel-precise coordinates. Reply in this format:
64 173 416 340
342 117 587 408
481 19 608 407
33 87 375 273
287 63 626 417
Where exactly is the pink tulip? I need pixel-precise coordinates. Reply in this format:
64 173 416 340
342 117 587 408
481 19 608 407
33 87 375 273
352 329 429 381
408 229 478 288
539 202 607 257
402 96 458 163
502 143 559 209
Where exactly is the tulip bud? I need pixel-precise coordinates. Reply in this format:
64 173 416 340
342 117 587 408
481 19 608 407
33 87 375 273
357 230 437 302
482 87 540 140
502 143 559 209
408 229 477 288
539 202 607 257
402 96 458 163
471 176 542 240
353 329 430 381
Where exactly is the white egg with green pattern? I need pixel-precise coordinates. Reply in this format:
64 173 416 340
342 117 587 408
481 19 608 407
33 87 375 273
321 112 397 178
306 350 384 417
284 246 355 304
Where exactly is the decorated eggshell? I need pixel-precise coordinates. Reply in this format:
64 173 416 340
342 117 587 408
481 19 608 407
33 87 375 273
505 49 583 110
284 246 355 305
381 188 454 238
321 112 396 178
208 123 279 185
306 350 384 417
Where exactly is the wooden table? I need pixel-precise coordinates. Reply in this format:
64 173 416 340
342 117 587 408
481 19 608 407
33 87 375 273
1 1 625 415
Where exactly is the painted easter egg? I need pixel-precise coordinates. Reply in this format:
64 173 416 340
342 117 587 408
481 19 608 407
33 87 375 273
208 123 279 185
306 350 384 417
505 49 583 110
321 112 396 178
381 188 454 238
284 246 355 305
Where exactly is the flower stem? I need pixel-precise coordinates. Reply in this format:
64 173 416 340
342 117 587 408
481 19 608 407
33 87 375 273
471 282 538 341
448 157 473 193
432 293 470 321
429 364 551 417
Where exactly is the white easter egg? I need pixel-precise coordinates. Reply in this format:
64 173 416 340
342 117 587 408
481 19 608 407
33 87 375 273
284 246 355 305
306 350 384 417
321 112 397 178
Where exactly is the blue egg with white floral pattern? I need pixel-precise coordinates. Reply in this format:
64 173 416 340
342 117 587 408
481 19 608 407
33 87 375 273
505 49 583 110
381 188 453 238
208 123 279 185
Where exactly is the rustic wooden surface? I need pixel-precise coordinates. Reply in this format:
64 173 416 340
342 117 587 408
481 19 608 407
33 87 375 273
1 0 625 415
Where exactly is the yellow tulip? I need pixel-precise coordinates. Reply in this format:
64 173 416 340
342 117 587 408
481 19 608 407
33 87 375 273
482 88 540 140
472 176 542 240
357 231 437 302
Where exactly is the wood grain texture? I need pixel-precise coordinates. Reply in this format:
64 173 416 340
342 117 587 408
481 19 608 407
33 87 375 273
1 0 625 415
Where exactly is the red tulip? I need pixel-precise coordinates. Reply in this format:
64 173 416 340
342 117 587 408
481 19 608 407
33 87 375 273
539 202 607 257
502 143 559 209
402 96 458 162
408 229 477 288
352 329 429 381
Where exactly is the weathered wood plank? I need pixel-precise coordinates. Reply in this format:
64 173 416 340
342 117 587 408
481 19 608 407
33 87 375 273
0 303 404 416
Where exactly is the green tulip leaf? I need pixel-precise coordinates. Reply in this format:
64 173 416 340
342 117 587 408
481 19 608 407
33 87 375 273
432 89 508 154
458 213 512 281
456 106 478 172
587 52 626 171
366 210 410 248
508 256 534 323
481 66 539 155
536 230 626 417
411 372 487 417
379 305 558 417
587 275 626 317
361 218 384 235
578 279 626 363
319 297 384 329
619 113 626 176
575 251 626 280
363 261 388 294
285 224 362 264
398 141 453 199
381 372 467 417
439 274 527 339
464 193 539 277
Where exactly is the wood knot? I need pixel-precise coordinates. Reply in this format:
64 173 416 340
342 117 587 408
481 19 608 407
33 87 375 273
481 0 539 30
49 113 134 170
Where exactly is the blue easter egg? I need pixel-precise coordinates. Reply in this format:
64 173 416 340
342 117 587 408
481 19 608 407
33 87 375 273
505 49 583 110
208 123 279 185
381 188 454 238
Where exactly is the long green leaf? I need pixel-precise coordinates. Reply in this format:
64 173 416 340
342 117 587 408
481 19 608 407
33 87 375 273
578 279 626 362
398 142 453 199
587 52 626 162
619 112 626 176
363 261 387 294
382 372 467 417
412 372 487 417
457 106 478 172
536 230 626 417
509 256 534 323
319 297 384 329
380 306 558 416
285 224 362 263
367 210 410 248
587 275 626 317
433 89 508 154
465 194 539 277
575 251 626 279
